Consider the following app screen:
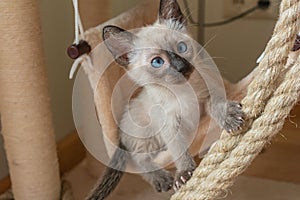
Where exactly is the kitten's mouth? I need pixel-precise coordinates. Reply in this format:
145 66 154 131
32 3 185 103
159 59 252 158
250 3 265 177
164 69 193 84
182 69 193 79
175 64 194 80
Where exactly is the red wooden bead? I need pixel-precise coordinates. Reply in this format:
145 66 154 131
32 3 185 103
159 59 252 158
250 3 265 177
67 40 91 59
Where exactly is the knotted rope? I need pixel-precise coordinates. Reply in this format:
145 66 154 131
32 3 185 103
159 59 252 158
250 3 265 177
171 0 300 199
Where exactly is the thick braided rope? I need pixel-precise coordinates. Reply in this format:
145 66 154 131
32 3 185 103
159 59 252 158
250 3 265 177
172 56 300 200
171 0 300 199
190 0 300 184
243 0 300 119
186 0 299 184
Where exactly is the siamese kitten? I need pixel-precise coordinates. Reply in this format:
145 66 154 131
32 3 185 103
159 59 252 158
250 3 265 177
86 0 244 199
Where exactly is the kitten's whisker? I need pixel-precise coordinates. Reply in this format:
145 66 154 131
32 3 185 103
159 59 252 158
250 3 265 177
192 35 217 62
182 9 195 25
196 56 225 64
208 56 225 60
182 18 189 26
181 6 191 19
199 34 217 50
182 0 199 25
192 57 222 70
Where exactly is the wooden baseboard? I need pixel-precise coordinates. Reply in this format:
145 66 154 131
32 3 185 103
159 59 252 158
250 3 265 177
0 176 11 195
57 130 86 174
0 130 86 194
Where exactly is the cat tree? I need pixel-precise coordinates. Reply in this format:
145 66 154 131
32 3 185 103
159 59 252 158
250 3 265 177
72 0 300 199
0 0 72 199
0 0 299 200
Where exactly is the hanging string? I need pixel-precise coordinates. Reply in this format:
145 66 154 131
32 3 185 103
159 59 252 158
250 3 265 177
72 0 85 44
69 55 93 79
69 0 93 79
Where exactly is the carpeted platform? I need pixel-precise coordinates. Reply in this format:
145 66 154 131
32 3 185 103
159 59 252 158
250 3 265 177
65 160 300 200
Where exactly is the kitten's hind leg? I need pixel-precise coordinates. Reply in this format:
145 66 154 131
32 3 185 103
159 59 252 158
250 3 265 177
133 154 174 192
173 151 196 190
143 170 174 192
159 126 196 190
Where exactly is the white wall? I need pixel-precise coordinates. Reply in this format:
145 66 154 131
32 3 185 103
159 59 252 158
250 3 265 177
0 0 278 180
109 0 277 82
204 0 277 82
40 0 75 141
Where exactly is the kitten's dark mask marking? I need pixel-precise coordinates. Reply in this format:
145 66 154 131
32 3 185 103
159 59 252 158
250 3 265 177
166 51 194 79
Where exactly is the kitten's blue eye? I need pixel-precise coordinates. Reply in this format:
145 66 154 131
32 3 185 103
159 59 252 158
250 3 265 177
151 57 165 68
177 42 187 53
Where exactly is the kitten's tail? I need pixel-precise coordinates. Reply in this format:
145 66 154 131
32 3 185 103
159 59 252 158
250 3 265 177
85 144 128 200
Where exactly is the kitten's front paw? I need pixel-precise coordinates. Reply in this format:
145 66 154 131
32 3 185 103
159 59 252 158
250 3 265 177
222 101 245 133
174 168 195 190
152 170 174 192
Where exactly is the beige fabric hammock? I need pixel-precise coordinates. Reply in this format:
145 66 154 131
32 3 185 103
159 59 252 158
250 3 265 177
73 0 300 199
76 0 249 165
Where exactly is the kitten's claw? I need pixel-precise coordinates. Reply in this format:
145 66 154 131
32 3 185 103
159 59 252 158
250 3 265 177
222 101 245 134
174 169 195 190
173 185 178 191
180 176 186 183
175 181 180 189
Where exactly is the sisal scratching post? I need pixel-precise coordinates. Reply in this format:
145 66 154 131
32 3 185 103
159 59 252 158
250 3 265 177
0 0 60 199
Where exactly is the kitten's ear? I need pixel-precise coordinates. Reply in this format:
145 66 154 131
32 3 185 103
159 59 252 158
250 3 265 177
103 25 136 66
159 0 186 24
